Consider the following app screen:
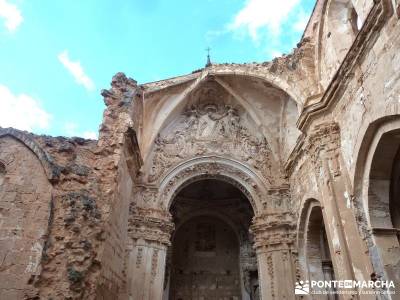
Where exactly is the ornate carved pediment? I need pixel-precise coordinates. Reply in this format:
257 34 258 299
147 101 274 183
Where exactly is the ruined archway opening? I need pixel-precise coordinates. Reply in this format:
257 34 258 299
306 205 337 297
165 179 258 300
369 130 400 233
355 125 400 288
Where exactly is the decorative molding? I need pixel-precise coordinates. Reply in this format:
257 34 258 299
128 207 174 245
267 253 275 300
150 249 159 284
136 248 143 268
251 212 296 250
156 157 269 213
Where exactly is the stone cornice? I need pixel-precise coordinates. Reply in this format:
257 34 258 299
285 122 340 174
251 212 296 249
304 122 340 152
128 207 174 245
297 0 393 132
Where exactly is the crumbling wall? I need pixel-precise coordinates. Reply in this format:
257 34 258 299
94 73 142 299
30 134 103 299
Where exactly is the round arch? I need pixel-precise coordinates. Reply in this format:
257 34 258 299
156 156 267 214
297 198 323 280
297 198 337 295
353 117 400 227
0 128 60 182
352 116 400 287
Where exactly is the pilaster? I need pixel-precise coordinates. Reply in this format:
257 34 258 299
251 210 297 300
126 207 174 300
305 122 374 298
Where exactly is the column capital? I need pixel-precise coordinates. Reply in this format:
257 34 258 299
128 207 174 246
305 122 340 154
251 212 296 251
305 122 343 178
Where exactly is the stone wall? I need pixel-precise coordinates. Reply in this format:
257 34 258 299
0 136 52 299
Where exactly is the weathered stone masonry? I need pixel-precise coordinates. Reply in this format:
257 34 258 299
1 0 400 299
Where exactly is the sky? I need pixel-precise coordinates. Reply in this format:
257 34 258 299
0 0 315 138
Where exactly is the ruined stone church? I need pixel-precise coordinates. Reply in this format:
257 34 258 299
1 0 400 299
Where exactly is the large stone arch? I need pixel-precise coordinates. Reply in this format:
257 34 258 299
156 156 268 215
353 116 400 288
163 164 260 300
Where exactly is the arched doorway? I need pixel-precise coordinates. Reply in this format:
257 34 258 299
298 199 339 298
165 179 258 300
366 128 400 285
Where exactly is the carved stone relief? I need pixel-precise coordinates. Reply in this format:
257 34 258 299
147 102 274 184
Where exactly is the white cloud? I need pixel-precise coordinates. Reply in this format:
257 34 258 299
0 0 23 32
270 49 283 58
58 50 95 91
0 84 51 131
229 0 300 40
63 122 98 139
82 131 98 139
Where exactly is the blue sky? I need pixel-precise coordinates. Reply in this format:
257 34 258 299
0 0 315 138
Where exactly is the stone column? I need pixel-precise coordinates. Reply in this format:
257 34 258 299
251 212 297 300
126 207 174 300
